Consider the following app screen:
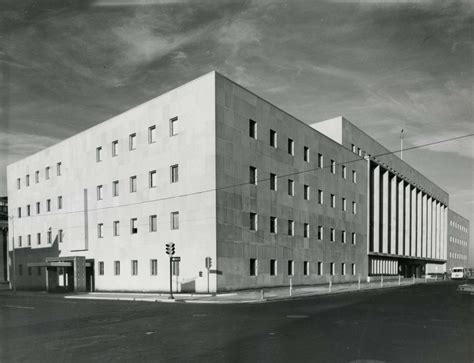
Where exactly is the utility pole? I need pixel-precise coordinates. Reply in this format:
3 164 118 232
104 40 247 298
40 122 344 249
9 215 16 294
400 129 404 160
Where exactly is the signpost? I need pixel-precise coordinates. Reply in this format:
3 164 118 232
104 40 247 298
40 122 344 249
165 243 175 299
205 257 212 293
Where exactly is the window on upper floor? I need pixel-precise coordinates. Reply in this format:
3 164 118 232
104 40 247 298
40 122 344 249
97 185 103 200
112 140 118 157
131 218 138 234
130 176 137 193
249 166 257 185
26 174 30 186
318 226 323 240
330 160 336 174
288 220 294 236
97 223 104 238
114 261 121 275
287 138 294 155
170 164 179 183
352 201 357 215
287 260 294 276
171 211 179 230
46 199 51 212
149 170 157 188
270 173 277 191
304 185 310 200
18 207 21 218
352 232 357 245
17 178 21 190
270 129 277 148
330 228 335 242
112 180 119 197
331 194 335 208
304 223 309 238
113 221 120 236
318 189 323 204
58 196 63 209
250 258 257 276
129 133 137 150
150 259 158 276
270 216 277 234
170 117 178 136
270 259 277 276
250 212 257 231
27 205 30 216
45 166 50 180
249 119 257 139
96 147 102 162
304 146 310 162
36 202 40 214
288 179 294 196
352 170 357 183
57 162 62 176
342 165 346 179
150 215 157 232
341 230 346 243
148 125 157 144
318 153 323 168
35 171 40 183
342 198 346 211
59 229 64 243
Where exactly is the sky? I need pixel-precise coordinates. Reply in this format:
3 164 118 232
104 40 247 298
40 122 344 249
1 0 473 260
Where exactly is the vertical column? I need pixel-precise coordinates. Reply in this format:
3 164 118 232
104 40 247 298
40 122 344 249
416 190 422 258
429 198 434 258
398 179 404 255
382 170 389 254
444 206 448 260
422 194 428 258
435 201 440 259
411 187 417 257
390 175 397 255
442 206 447 260
373 165 380 253
404 183 411 256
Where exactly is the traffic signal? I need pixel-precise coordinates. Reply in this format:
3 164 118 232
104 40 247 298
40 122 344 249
166 242 175 256
205 256 212 269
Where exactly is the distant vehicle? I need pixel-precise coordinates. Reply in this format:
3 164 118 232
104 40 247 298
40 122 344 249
451 267 468 280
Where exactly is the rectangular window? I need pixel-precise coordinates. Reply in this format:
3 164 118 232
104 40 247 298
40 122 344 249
288 260 294 276
131 218 138 234
27 234 31 246
57 162 62 176
149 170 157 188
342 198 346 211
250 212 258 231
287 138 294 155
318 189 323 204
318 262 323 275
250 258 258 276
288 220 294 236
37 232 41 245
330 228 335 242
318 226 323 240
130 176 137 193
114 261 120 275
112 180 119 197
330 160 336 174
26 174 30 186
151 259 158 276
35 171 39 183
131 260 138 276
98 223 104 238
249 119 257 139
96 147 102 162
352 232 356 245
304 146 310 162
45 167 50 180
352 263 356 275
342 165 346 179
48 230 52 244
99 262 104 276
112 140 118 156
270 129 277 148
288 179 294 196
97 185 103 200
18 207 21 218
150 215 157 232
59 229 63 243
352 144 356 153
170 116 178 136
358 147 361 156
113 221 120 236
27 205 30 216
46 199 51 212
249 166 257 185
304 261 309 276
304 185 310 200
270 216 277 234
129 133 137 150
352 170 357 183
341 263 346 276
304 223 309 238
330 262 335 276
341 230 346 243
18 236 22 247
171 211 179 230
270 259 277 276
318 153 323 168
170 164 179 183
352 202 357 214
270 173 277 191
148 125 157 144
17 178 21 189
58 196 63 209
331 194 335 208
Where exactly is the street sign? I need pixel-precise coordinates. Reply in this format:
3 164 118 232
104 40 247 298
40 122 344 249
171 256 181 262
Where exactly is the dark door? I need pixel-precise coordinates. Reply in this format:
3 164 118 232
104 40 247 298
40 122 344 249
85 261 94 292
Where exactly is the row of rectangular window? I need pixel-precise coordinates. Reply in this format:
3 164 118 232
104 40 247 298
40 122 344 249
449 220 468 233
249 120 358 181
449 236 468 246
17 265 42 276
17 196 63 218
98 259 158 276
96 117 178 162
250 214 357 243
250 259 356 277
97 166 179 199
16 229 64 247
16 162 62 190
97 212 179 238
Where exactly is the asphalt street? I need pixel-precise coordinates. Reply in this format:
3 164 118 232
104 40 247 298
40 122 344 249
0 281 472 363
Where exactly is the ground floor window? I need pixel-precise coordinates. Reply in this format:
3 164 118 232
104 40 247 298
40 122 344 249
250 258 257 276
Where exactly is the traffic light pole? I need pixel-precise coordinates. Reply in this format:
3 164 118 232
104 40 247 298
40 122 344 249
169 256 174 300
207 267 210 294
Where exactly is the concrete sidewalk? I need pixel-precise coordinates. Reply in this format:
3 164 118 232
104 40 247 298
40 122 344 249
62 277 447 304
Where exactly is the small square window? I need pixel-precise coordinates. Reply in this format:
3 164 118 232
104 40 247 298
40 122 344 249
99 262 104 276
113 221 120 236
151 259 158 276
171 211 179 230
288 220 294 236
148 125 157 143
304 261 309 276
304 223 309 238
270 216 277 234
249 119 257 139
114 261 121 275
131 218 138 234
288 179 294 196
287 138 294 155
96 147 102 162
270 129 277 148
130 176 137 193
250 258 258 276
304 146 310 162
98 223 104 238
270 173 277 191
318 226 323 240
170 164 179 183
170 117 179 136
57 162 62 176
318 153 323 168
150 215 157 232
112 140 119 156
304 185 310 200
250 212 258 231
249 166 257 185
129 133 137 150
270 259 277 276
287 260 294 276
131 260 138 276
112 180 119 197
149 170 157 188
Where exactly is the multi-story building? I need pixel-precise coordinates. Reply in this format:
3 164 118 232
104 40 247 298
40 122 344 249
0 197 7 283
6 71 470 293
447 209 470 272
